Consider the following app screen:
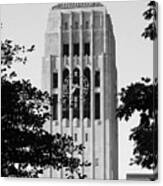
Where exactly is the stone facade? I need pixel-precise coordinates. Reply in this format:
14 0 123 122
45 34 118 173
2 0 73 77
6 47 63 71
42 2 118 179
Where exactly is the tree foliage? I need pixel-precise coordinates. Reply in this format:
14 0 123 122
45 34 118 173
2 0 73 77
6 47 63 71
142 1 157 40
117 1 158 171
1 39 89 178
117 78 158 169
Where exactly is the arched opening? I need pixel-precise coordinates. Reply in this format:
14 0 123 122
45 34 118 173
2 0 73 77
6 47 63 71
83 67 90 119
62 68 69 119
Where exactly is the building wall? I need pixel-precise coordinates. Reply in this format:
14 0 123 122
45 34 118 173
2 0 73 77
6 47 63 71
42 3 118 180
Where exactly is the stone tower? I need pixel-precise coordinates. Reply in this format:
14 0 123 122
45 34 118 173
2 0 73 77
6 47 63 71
42 2 118 179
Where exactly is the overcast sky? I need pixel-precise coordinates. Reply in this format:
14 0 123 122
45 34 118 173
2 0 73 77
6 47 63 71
1 0 154 179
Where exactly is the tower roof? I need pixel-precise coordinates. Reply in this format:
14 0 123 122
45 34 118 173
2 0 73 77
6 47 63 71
52 2 104 10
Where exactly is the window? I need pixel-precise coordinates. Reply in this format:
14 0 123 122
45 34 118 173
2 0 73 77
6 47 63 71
95 158 99 166
73 68 80 85
85 21 89 29
62 69 69 119
63 44 69 56
95 93 100 119
73 43 79 56
64 22 68 30
85 133 88 142
75 21 79 29
74 133 78 142
53 94 58 120
53 72 58 88
73 68 80 119
84 43 90 56
73 90 80 118
50 55 56 68
83 68 90 119
95 71 100 87
74 96 78 109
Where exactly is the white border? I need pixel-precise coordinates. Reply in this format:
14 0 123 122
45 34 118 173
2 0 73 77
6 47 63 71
0 0 162 185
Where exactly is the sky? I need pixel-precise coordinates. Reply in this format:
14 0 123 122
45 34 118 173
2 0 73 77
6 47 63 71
1 0 154 179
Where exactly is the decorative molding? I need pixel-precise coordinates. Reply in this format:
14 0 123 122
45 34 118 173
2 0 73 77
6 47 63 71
52 3 104 10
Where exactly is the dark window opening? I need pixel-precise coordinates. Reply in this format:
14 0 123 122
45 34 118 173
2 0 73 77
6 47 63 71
74 133 78 141
75 21 79 29
73 68 80 85
95 71 100 87
63 44 69 57
64 22 68 30
63 68 69 83
84 43 90 56
83 68 90 118
73 43 79 56
95 93 100 119
73 92 80 118
85 21 89 29
53 94 58 120
73 68 80 118
53 72 58 88
85 133 88 142
62 69 69 119
62 98 69 119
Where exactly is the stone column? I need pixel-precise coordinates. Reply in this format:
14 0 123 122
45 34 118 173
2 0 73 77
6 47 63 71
90 10 95 179
103 10 107 53
103 10 110 180
101 53 105 179
58 13 63 138
58 12 63 178
69 12 73 138
79 11 84 175
50 55 53 178
103 10 107 179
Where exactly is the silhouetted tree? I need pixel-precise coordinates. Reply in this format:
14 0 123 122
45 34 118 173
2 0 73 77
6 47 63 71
1 39 89 178
142 1 157 40
117 0 158 171
117 78 158 169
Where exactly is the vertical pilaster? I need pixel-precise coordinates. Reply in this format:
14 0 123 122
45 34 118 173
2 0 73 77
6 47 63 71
79 11 84 175
59 12 63 138
90 10 95 179
50 55 53 178
69 12 73 138
103 9 110 179
58 12 63 178
103 10 107 179
103 10 107 53
101 53 105 179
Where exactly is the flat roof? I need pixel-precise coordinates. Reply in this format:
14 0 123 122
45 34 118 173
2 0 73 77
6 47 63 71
52 2 104 10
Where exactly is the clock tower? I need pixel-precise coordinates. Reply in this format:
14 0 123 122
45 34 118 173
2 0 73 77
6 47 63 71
42 2 118 179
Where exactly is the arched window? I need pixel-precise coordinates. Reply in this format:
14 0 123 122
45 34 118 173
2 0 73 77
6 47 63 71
62 68 69 119
73 68 80 118
73 68 80 85
83 68 90 118
85 21 89 29
64 22 68 30
75 21 79 29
